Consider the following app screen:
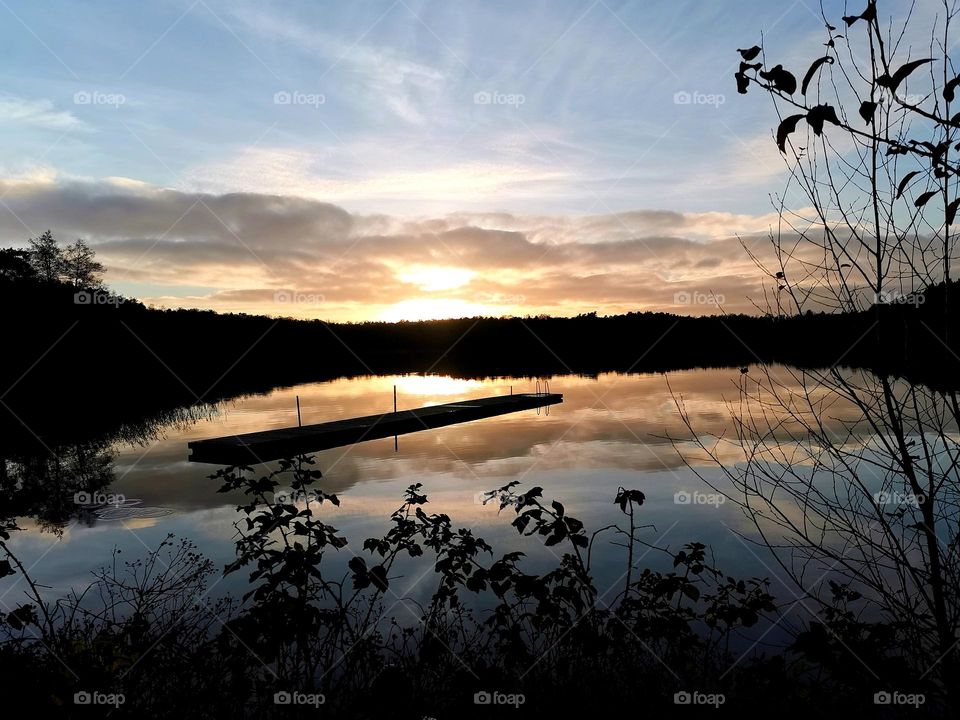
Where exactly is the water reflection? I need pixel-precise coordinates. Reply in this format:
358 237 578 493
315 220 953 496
0 439 115 534
0 367 901 598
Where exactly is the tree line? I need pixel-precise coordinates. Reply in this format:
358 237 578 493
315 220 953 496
0 230 104 289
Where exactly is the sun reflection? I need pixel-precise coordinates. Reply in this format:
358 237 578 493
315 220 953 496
393 375 484 396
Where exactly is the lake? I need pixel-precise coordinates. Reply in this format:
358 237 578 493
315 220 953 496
1 366 876 629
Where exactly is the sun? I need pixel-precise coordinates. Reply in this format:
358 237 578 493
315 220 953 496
378 298 491 322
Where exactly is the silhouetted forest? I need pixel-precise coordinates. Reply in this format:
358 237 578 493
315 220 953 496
3 237 959 454
0 459 949 717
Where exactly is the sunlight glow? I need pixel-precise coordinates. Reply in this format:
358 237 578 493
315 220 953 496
378 298 492 322
395 265 475 292
393 375 484 396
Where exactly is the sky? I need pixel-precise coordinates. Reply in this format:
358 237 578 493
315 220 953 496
0 0 913 320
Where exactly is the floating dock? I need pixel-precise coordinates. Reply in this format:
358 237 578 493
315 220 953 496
188 393 563 465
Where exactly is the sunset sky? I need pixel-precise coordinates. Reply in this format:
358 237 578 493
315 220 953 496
0 0 882 321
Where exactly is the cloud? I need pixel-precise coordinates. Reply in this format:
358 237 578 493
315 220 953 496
0 95 84 131
224 4 447 125
186 146 571 205
0 176 803 320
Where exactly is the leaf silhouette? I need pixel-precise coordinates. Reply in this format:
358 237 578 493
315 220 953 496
895 171 920 199
876 58 932 93
759 64 797 94
735 72 749 94
777 114 805 152
368 565 389 592
948 198 960 225
806 105 840 135
859 100 878 124
932 140 950 164
944 75 960 102
842 2 876 26
738 46 761 61
915 190 938 208
801 56 834 95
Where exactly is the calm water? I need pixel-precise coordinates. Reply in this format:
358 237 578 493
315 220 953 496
3 367 866 613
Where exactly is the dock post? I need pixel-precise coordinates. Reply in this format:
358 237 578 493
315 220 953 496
296 395 302 427
394 385 397 413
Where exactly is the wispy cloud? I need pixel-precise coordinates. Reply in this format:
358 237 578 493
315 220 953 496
0 95 84 131
184 145 571 206
224 3 447 125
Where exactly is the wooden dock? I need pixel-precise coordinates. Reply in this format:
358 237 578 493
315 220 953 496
188 393 563 465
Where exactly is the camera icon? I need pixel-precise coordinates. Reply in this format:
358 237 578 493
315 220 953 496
74 291 92 304
674 491 692 505
874 691 892 705
474 691 491 705
674 691 692 704
274 691 292 705
473 91 492 105
73 91 92 105
74 691 92 705
273 91 291 105
673 91 692 105
673 291 691 304
273 290 291 303
74 492 91 505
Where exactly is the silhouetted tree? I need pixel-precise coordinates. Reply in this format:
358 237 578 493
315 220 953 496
27 230 63 283
736 0 959 315
62 238 103 288
678 2 960 708
0 248 35 283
